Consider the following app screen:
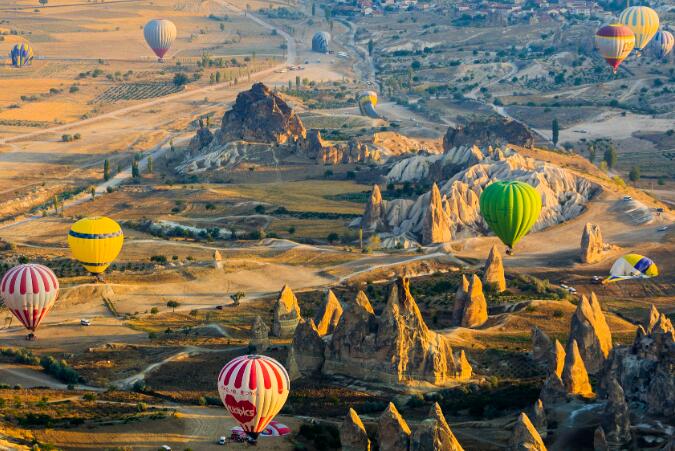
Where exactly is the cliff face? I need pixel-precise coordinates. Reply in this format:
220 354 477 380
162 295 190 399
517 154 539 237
368 147 597 243
319 278 472 386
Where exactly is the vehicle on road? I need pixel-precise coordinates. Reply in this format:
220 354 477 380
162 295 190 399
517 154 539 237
218 436 226 445
623 196 632 201
80 319 91 326
657 226 668 232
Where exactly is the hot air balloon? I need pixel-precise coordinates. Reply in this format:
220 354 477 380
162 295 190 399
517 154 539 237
619 6 659 55
68 217 124 279
0 264 59 340
479 181 542 253
311 31 330 53
603 254 658 284
595 24 635 73
652 30 674 59
10 42 34 67
231 420 291 439
144 19 177 61
217 355 290 444
358 90 379 118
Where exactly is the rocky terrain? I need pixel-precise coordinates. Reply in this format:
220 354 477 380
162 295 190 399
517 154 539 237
443 116 534 149
360 145 599 245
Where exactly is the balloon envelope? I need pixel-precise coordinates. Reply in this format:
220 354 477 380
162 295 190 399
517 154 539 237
595 24 635 73
144 19 177 59
604 254 658 283
619 6 659 52
479 181 542 249
312 32 330 53
10 42 34 67
652 30 674 58
358 90 378 117
217 355 290 440
231 421 291 438
68 217 124 274
0 264 59 332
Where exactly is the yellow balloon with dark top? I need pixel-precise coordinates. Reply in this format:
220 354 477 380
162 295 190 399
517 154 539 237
68 217 124 274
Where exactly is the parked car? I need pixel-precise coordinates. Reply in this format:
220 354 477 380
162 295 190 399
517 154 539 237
657 226 668 232
218 436 226 445
160 446 171 451
591 276 602 284
623 196 632 201
216 305 224 310
80 319 91 326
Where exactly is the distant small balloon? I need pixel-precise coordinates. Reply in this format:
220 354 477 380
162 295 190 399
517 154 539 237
144 19 177 60
10 42 34 67
652 30 674 59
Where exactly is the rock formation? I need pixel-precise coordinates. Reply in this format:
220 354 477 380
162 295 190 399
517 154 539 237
580 223 604 264
314 290 343 336
562 339 594 398
369 147 597 243
189 124 214 152
646 304 661 332
378 402 411 451
272 284 302 338
362 185 387 233
422 183 453 244
452 275 469 325
551 339 566 378
411 403 464 451
460 275 487 328
601 377 631 446
532 399 547 438
249 316 270 352
340 408 371 451
593 426 609 451
218 82 306 145
540 372 567 407
290 319 325 375
324 278 471 386
508 412 547 451
213 249 223 269
568 293 613 374
298 130 380 164
387 145 483 183
531 326 552 365
285 346 301 381
456 350 473 380
601 305 674 417
443 117 534 149
483 245 506 292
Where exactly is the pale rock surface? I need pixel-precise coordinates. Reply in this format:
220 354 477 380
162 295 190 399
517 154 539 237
483 245 506 292
422 183 453 244
362 185 387 233
314 290 343 336
213 250 223 269
508 412 547 451
387 145 484 183
532 399 547 438
568 293 613 374
460 275 488 328
272 284 302 338
340 408 371 451
410 403 464 451
452 275 469 325
531 326 552 365
580 223 604 264
551 339 566 378
378 402 411 451
562 339 594 397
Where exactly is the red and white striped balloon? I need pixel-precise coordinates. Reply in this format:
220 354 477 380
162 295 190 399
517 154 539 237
217 355 290 440
0 264 59 332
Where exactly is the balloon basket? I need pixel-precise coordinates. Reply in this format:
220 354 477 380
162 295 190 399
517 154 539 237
26 333 36 341
94 274 105 283
506 248 514 256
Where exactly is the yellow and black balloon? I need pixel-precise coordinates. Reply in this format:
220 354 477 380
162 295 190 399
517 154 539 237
68 217 124 274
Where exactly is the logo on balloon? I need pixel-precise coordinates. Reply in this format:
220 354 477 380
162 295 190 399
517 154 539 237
225 395 257 424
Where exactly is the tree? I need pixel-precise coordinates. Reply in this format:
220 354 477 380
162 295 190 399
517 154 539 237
295 75 300 90
603 145 617 169
150 307 159 314
230 291 245 306
173 72 189 87
288 80 292 90
167 300 180 312
311 1 316 16
368 39 374 56
411 60 421 70
90 187 96 200
215 71 221 83
587 143 596 163
103 159 110 181
551 118 559 147
407 67 413 93
131 160 140 179
147 156 153 174
39 0 48 5
52 195 60 214
326 232 339 244
628 166 640 182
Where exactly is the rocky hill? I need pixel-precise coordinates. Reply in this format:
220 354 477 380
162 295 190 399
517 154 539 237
443 116 534 149
359 146 599 245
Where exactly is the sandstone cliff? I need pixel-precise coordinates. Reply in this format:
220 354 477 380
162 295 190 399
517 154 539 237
568 293 613 374
272 284 302 338
483 245 506 292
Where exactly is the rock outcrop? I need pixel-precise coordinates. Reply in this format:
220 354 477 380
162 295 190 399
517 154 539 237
340 408 371 451
580 223 604 264
369 147 597 243
562 339 594 398
272 284 302 338
190 124 214 152
378 402 411 451
452 275 469 325
460 275 488 328
551 339 566 378
218 82 306 145
531 326 552 365
443 117 534 149
362 185 387 233
285 346 301 381
601 377 631 446
387 145 484 183
324 278 471 386
213 249 223 269
482 245 506 292
249 316 270 352
600 305 674 417
568 293 613 374
421 183 452 244
508 412 547 451
456 350 473 380
532 399 547 438
290 319 325 375
314 290 343 336
593 426 609 451
298 130 380 164
411 403 464 451
540 372 567 407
